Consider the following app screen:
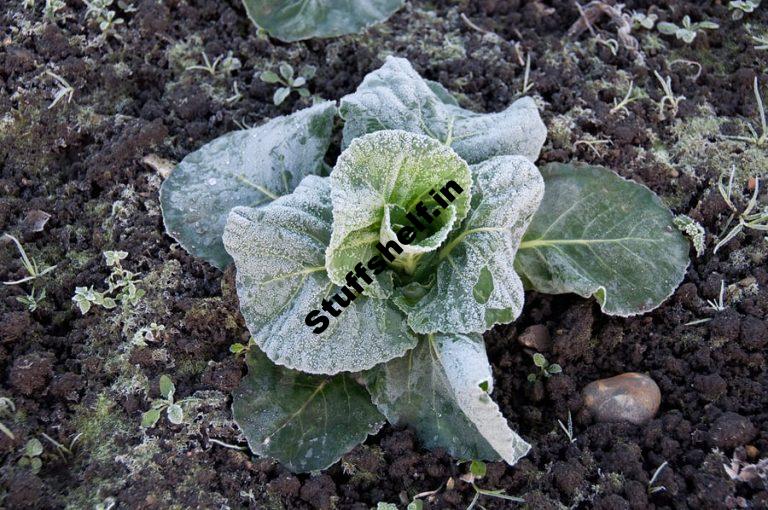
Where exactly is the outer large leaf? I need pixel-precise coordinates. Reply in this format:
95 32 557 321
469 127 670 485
397 156 544 334
233 349 385 472
365 333 531 465
242 0 405 42
515 163 690 316
223 175 417 375
340 56 547 165
326 130 472 291
160 101 336 269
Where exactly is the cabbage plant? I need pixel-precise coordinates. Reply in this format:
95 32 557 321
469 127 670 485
242 0 405 42
160 57 690 472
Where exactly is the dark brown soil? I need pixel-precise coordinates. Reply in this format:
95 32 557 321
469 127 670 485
1 0 767 509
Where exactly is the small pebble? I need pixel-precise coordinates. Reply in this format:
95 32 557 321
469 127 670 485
517 324 552 352
582 372 661 425
20 209 51 233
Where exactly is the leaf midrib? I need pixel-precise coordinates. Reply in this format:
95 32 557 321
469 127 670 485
519 236 658 249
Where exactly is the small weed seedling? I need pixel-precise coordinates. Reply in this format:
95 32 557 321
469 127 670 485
725 77 766 147
464 460 525 509
753 33 768 50
230 337 256 357
43 0 66 22
517 53 534 97
528 353 562 382
673 215 705 257
557 411 577 444
729 1 761 20
18 438 43 474
260 62 316 105
44 70 74 109
610 81 644 116
657 15 719 44
2 234 56 312
185 51 241 77
0 397 16 440
132 323 166 347
141 375 196 428
41 432 82 462
630 11 657 29
72 250 145 314
648 461 669 494
84 0 129 35
714 166 768 253
573 138 612 157
654 71 685 119
706 280 727 312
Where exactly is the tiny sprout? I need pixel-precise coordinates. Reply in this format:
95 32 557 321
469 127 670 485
464 459 525 509
724 77 767 147
673 215 705 257
72 250 145 314
2 234 55 312
610 81 643 116
517 53 534 97
2 234 56 285
657 15 719 44
528 353 562 382
141 375 198 429
557 410 576 444
729 1 760 20
186 51 242 77
714 165 768 253
0 397 16 440
41 432 82 462
260 62 316 105
470 459 487 478
132 323 166 347
648 461 669 494
630 11 657 30
653 71 685 119
230 337 256 357
753 34 768 51
44 70 74 109
18 438 44 473
43 0 66 21
706 280 727 312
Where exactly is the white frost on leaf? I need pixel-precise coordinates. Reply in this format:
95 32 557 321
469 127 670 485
223 176 417 375
340 56 546 164
325 130 472 292
397 155 545 334
160 101 336 269
366 333 531 465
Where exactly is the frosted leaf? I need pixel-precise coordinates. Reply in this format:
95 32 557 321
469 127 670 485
365 333 531 465
397 156 544 334
325 130 472 292
515 163 690 316
340 56 547 164
241 0 405 42
233 349 385 472
223 176 417 375
160 101 336 269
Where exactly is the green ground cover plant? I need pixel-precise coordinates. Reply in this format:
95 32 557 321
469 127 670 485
160 57 690 472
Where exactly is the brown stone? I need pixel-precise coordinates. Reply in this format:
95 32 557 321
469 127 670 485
582 372 661 425
517 324 552 352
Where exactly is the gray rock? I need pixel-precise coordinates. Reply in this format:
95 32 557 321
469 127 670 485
582 372 661 425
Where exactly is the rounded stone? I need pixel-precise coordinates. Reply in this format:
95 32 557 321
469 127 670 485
517 324 552 352
582 372 661 425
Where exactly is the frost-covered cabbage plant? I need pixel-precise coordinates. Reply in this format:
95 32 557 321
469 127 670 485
160 57 690 472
